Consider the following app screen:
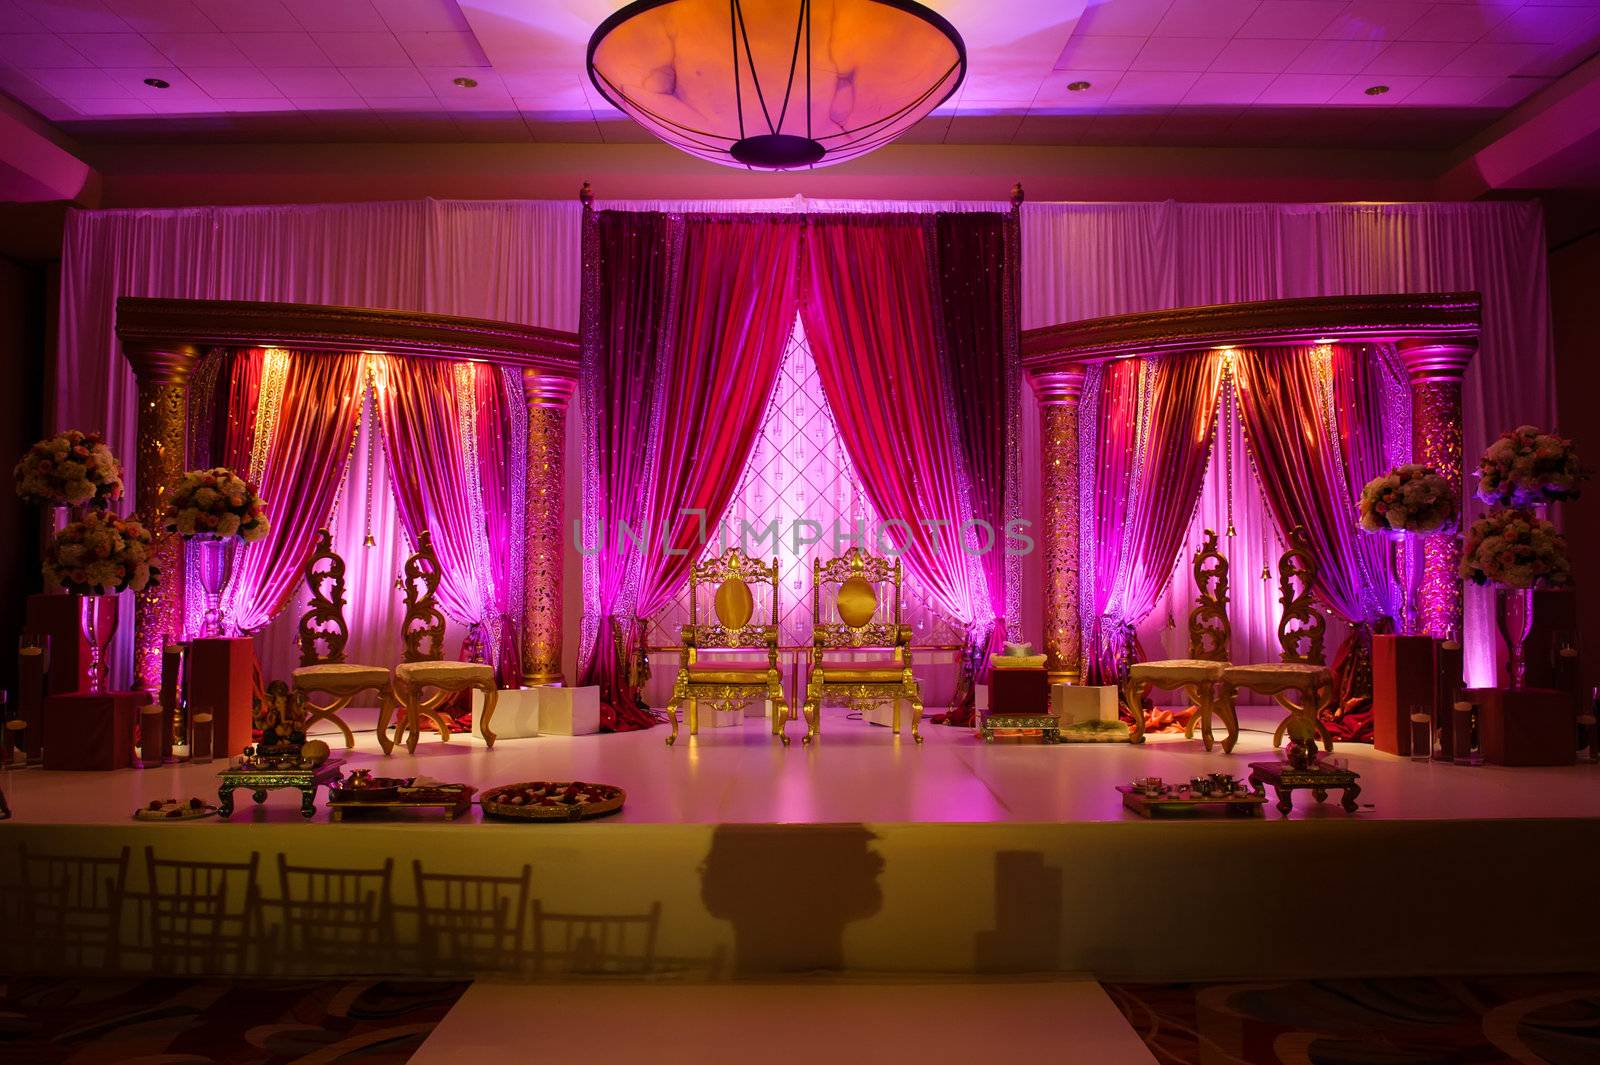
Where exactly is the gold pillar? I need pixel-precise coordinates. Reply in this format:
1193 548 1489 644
522 371 575 685
1397 338 1476 639
125 343 201 691
1036 368 1087 684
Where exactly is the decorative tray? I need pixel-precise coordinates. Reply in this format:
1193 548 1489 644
481 780 626 822
135 797 218 821
1117 784 1265 819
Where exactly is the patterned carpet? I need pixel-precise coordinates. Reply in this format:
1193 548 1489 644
1106 975 1600 1065
0 976 469 1064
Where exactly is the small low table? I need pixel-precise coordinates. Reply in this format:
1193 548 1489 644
1248 760 1361 816
217 759 345 819
980 712 1061 744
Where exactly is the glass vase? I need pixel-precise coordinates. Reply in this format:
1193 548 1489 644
1495 586 1535 689
78 595 117 694
192 534 238 638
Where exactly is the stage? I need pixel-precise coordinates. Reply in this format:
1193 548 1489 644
4 714 1598 984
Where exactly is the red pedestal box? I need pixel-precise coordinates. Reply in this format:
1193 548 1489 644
186 637 256 757
1466 686 1577 767
990 669 1050 715
1372 635 1436 756
1523 589 1577 690
43 690 148 770
24 593 116 694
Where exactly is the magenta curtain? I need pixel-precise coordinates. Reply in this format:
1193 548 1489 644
578 212 803 728
374 357 515 664
211 350 367 634
1234 344 1409 739
1085 352 1225 686
800 216 996 690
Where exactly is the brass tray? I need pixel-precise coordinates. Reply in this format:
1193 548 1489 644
329 785 476 821
481 781 626 822
1116 785 1265 819
134 800 219 821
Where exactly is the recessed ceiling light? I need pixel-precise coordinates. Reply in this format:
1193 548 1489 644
1067 80 1092 92
453 77 478 88
1364 84 1389 96
143 78 169 89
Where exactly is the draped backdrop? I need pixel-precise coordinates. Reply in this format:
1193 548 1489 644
58 198 1550 700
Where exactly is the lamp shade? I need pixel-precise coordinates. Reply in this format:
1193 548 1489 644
587 0 966 171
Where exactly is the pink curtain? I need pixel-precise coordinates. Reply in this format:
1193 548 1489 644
801 216 993 671
206 349 367 635
374 357 514 664
1085 352 1226 686
579 213 803 727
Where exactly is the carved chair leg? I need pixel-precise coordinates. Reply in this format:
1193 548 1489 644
687 697 698 738
892 698 902 739
666 696 682 747
404 686 426 755
376 684 401 756
1123 680 1148 744
909 697 923 745
800 694 820 746
1195 685 1215 752
770 686 790 746
1216 682 1240 754
478 684 498 749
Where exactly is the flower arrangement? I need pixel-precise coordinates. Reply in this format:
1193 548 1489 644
1474 425 1588 507
167 467 271 541
1358 464 1458 534
43 511 160 595
1459 507 1571 590
13 429 124 509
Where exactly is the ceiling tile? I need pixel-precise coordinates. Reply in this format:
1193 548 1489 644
1255 71 1349 103
1237 1 1345 38
311 30 410 65
945 112 1025 143
16 0 129 33
0 31 89 65
147 30 250 65
104 0 214 32
1438 40 1550 75
1108 68 1200 104
1129 36 1227 71
279 0 385 32
1054 34 1145 71
368 0 464 33
1399 3 1518 42
419 65 512 108
1483 5 1599 44
190 0 297 32
1154 0 1264 38
394 29 485 67
0 2 47 32
1325 73 1426 103
265 65 357 96
227 32 329 65
1182 70 1275 103
338 63 427 96
1320 1 1431 42
1210 37 1309 72
66 95 151 114
1035 68 1121 107
1362 40 1468 75
1285 37 1388 73
58 30 167 64
1402 74 1500 104
24 64 129 95
185 64 280 96
957 70 1043 103
1076 0 1178 37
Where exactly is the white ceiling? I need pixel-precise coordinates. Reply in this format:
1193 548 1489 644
0 0 1597 148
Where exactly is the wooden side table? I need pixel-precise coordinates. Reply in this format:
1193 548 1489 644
217 759 344 819
1248 761 1362 815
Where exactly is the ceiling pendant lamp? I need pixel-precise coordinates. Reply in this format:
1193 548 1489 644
587 0 966 170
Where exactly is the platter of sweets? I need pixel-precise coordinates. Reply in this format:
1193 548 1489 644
134 797 218 821
480 780 626 822
328 768 408 802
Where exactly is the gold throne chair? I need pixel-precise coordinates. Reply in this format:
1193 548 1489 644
801 547 923 746
290 530 393 749
1218 525 1335 752
667 547 790 747
1123 528 1237 751
381 531 499 755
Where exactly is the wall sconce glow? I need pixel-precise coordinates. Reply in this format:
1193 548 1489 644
587 0 966 171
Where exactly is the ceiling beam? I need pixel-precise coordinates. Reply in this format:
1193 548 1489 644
1439 53 1600 198
0 97 97 205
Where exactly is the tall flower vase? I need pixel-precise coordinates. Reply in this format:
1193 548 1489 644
78 596 117 693
192 534 238 638
43 505 83 593
1388 531 1415 635
1495 586 1535 689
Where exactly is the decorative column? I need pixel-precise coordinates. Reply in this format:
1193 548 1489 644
1397 338 1476 639
125 342 202 690
1036 367 1088 684
522 370 576 685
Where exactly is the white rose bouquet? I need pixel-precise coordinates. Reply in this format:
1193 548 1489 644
1459 507 1571 590
13 429 124 508
1474 425 1588 507
44 511 160 595
1359 464 1458 534
167 467 271 541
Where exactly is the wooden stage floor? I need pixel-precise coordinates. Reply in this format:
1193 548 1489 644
4 714 1598 984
